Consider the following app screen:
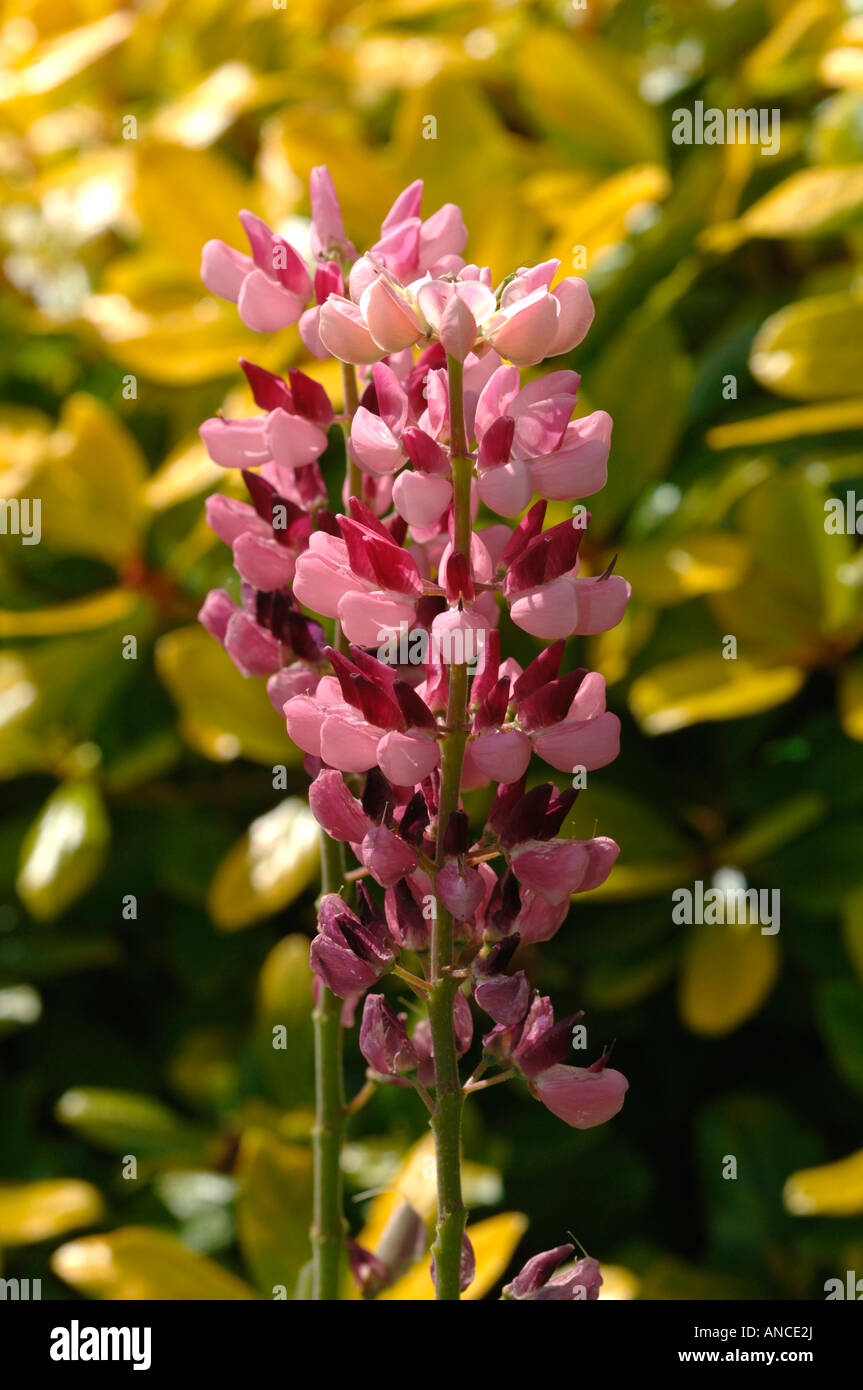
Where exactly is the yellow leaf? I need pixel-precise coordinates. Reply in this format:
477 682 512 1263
207 799 320 931
784 1149 863 1216
23 394 147 565
151 63 281 150
0 1180 104 1246
598 1263 640 1300
0 588 140 638
613 534 750 606
379 1213 528 1301
0 406 53 496
839 659 863 740
0 12 136 101
155 624 295 765
629 652 804 734
133 140 253 279
750 291 863 400
679 923 780 1036
707 166 863 249
540 163 672 273
82 292 294 385
235 1127 313 1297
516 28 663 170
707 398 863 449
52 1227 259 1300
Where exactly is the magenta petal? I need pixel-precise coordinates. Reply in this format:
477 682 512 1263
223 610 281 677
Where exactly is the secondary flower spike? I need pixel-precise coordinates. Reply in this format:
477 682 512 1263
196 164 632 1301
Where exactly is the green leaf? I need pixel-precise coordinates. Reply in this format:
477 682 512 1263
817 981 863 1096
697 1094 823 1281
16 780 111 921
629 652 804 735
587 312 692 535
55 1087 209 1157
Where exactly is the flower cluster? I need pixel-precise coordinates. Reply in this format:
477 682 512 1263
198 168 631 1301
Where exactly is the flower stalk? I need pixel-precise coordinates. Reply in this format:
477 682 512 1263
312 828 347 1299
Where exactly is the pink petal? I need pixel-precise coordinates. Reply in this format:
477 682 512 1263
361 278 423 353
199 416 270 470
477 459 532 517
268 409 328 470
470 729 532 784
320 713 382 773
531 712 621 774
488 288 558 366
529 411 612 501
224 610 281 678
201 240 251 301
377 729 441 786
571 575 631 634
309 769 374 842
232 532 296 590
319 296 384 364
509 576 579 640
337 591 417 648
549 276 595 355
237 268 305 332
350 407 403 475
283 695 326 756
533 1064 628 1129
392 470 453 528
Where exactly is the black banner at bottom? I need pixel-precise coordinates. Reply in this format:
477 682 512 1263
0 1297 858 1375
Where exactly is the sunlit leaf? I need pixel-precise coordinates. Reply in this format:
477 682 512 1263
379 1213 528 1301
707 399 863 449
679 924 780 1035
235 1127 313 1298
516 28 663 170
0 587 140 638
207 800 319 931
613 533 750 605
629 652 804 735
750 292 863 400
784 1149 863 1217
155 624 295 764
22 394 147 565
255 934 315 1107
16 780 110 921
0 1180 104 1245
55 1087 209 1157
52 1226 258 1300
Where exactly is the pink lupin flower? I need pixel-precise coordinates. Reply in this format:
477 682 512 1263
309 769 374 843
310 890 395 1000
201 210 312 332
360 994 418 1077
510 836 620 905
360 825 419 887
503 1246 603 1301
309 165 357 262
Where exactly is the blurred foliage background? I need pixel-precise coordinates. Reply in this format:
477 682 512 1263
1 0 863 1300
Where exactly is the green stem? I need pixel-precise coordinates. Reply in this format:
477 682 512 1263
312 832 346 1299
311 360 362 1299
428 353 473 1301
